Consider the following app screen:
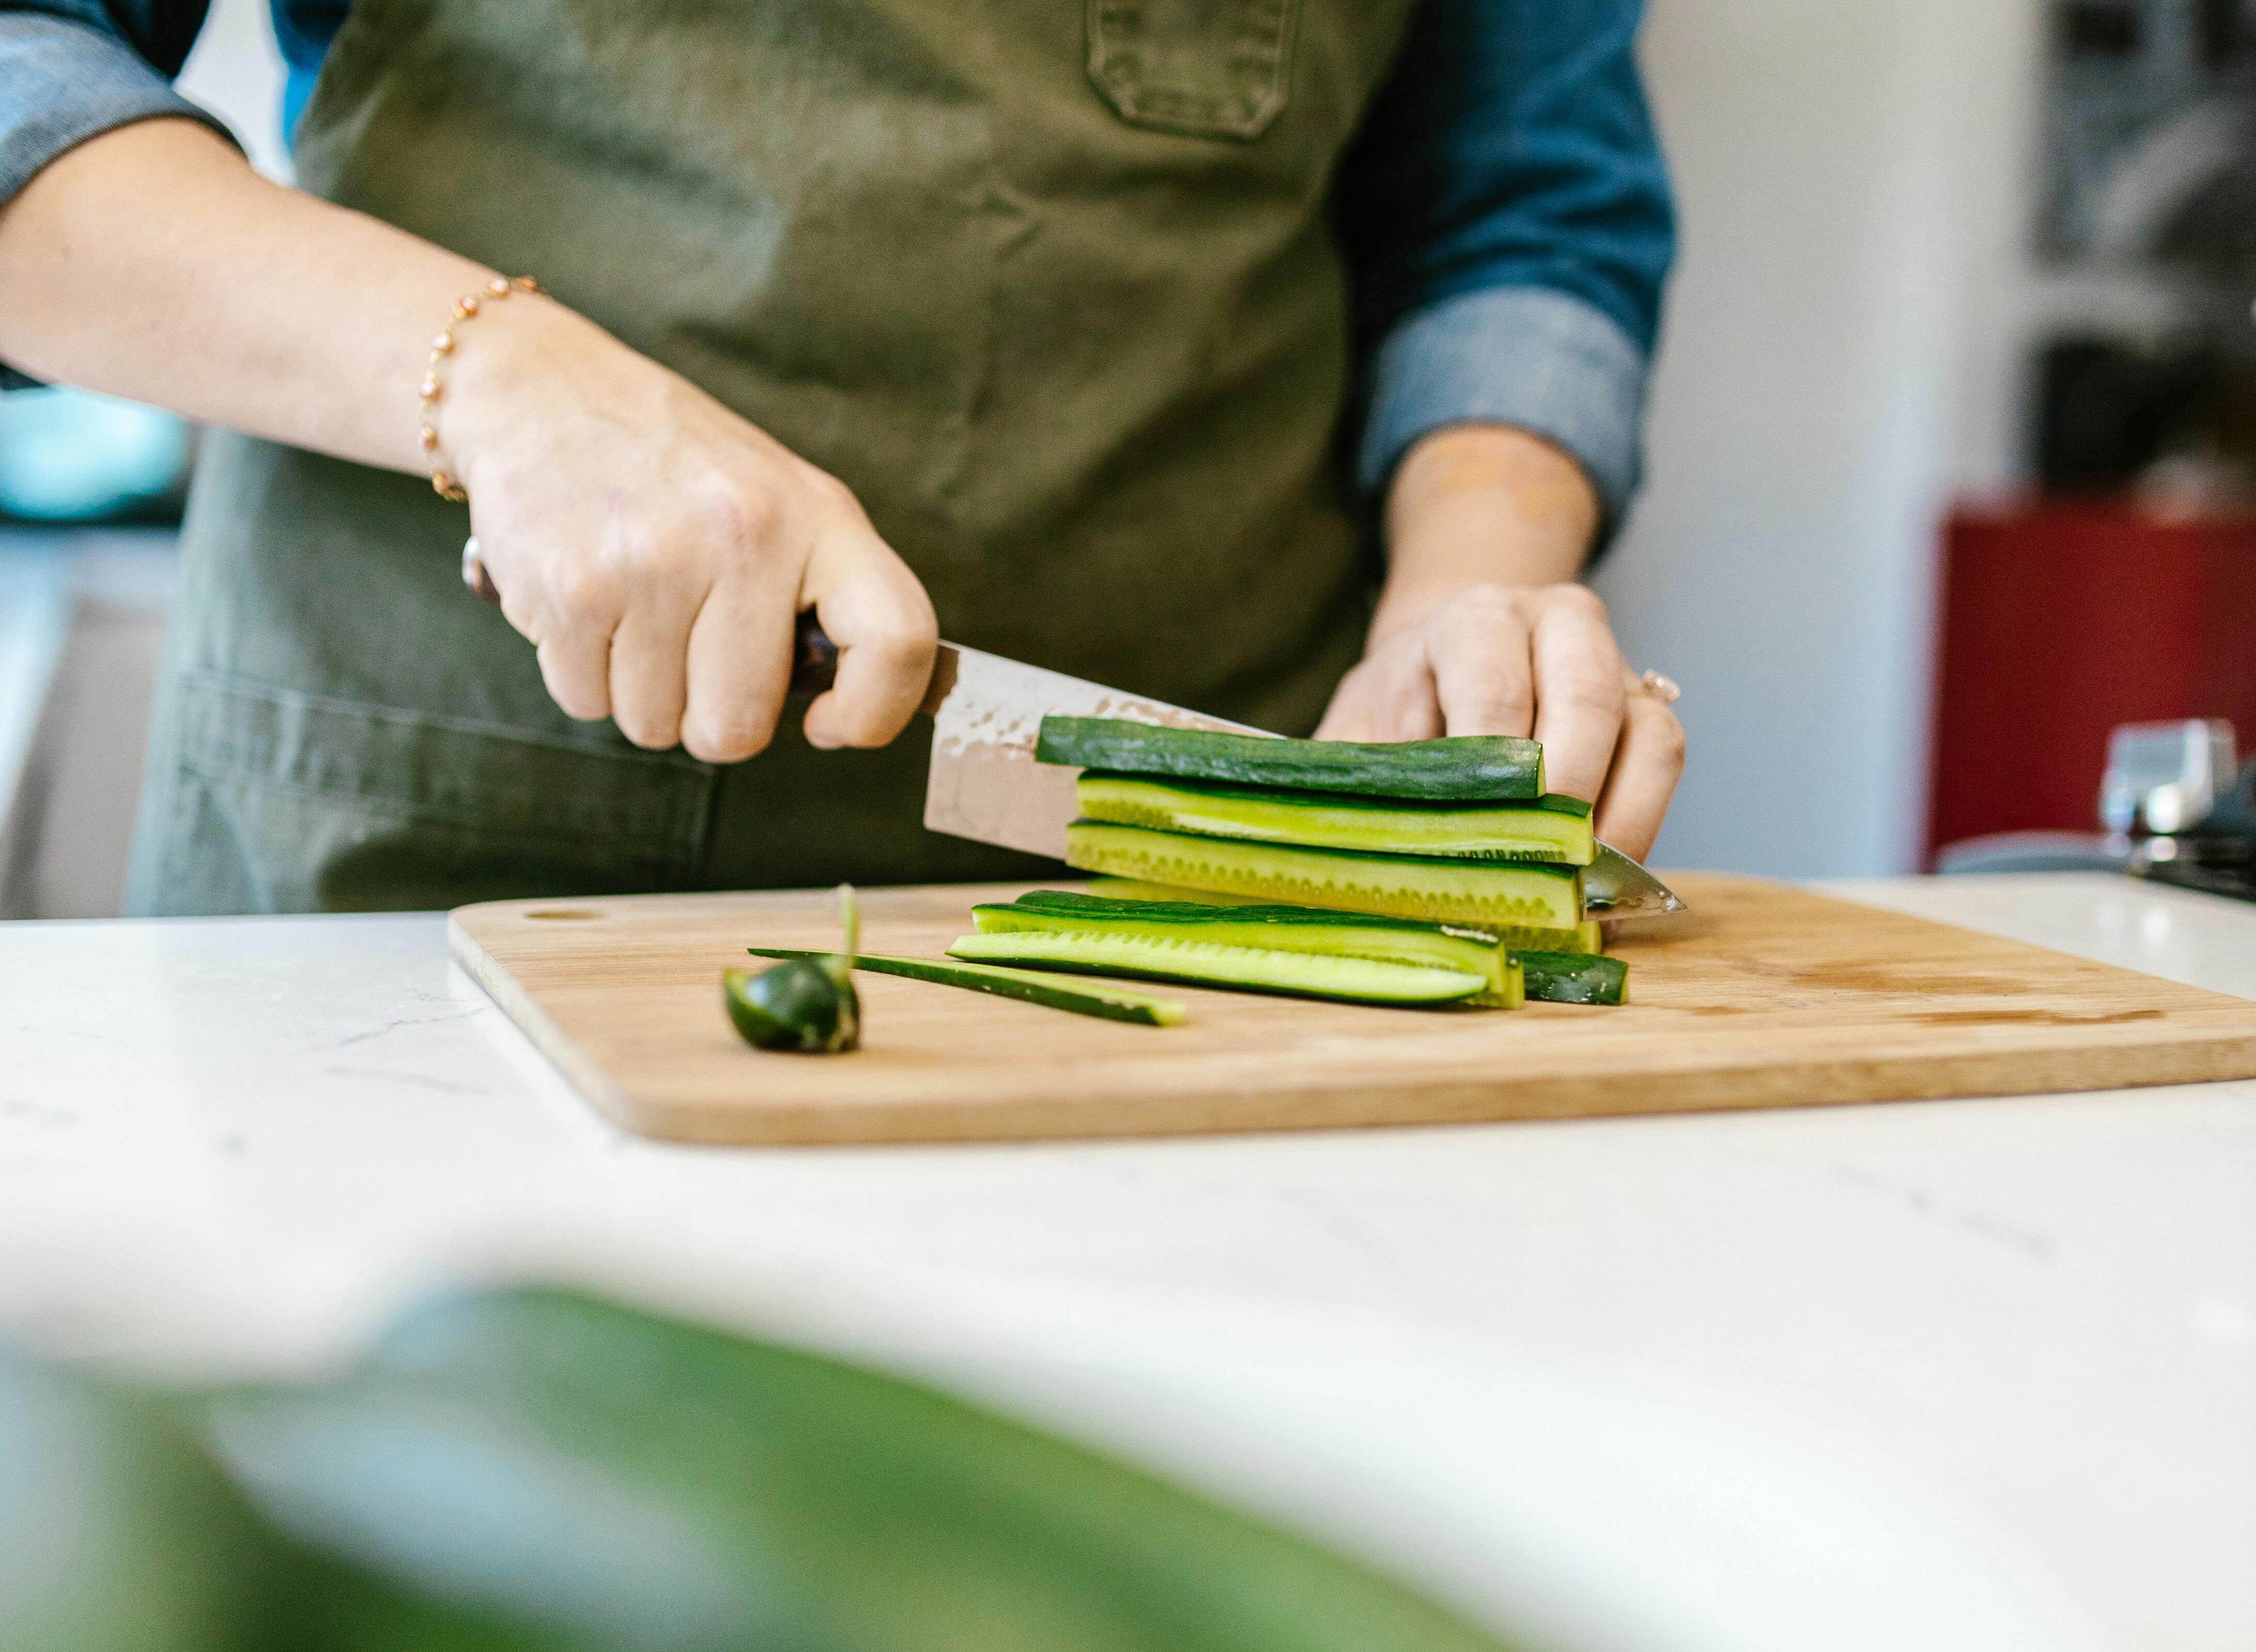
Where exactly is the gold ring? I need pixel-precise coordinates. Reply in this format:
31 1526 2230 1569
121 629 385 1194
1636 669 1681 705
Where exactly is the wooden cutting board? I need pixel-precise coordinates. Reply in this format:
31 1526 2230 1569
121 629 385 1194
449 874 2256 1145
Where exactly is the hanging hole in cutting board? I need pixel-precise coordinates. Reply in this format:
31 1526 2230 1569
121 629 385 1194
524 908 603 922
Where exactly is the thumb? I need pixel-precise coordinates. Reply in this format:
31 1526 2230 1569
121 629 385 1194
796 517 938 750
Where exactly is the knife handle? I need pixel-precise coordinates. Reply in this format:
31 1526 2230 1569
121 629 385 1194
788 610 839 700
463 539 840 702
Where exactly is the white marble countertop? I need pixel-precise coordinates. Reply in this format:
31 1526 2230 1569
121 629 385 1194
3 872 2251 1652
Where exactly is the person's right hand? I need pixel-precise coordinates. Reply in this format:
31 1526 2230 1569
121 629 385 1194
445 296 937 763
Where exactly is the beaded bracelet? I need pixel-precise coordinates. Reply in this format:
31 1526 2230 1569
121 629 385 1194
418 274 541 502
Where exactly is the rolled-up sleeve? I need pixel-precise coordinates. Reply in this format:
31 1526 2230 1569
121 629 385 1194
1338 0 1675 541
0 6 227 205
0 4 226 385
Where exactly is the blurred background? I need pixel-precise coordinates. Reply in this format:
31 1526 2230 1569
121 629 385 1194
6 0 2256 914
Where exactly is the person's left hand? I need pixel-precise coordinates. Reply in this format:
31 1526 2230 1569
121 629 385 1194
1315 425 1684 862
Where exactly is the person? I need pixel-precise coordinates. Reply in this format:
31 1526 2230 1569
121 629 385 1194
0 0 1684 914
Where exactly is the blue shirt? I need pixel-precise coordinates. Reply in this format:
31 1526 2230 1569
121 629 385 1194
0 0 1673 531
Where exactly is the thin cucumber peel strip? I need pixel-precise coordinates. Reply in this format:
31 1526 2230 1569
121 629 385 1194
1037 717 1543 801
748 948 1186 1026
986 891 1523 1008
948 930 1488 1008
1077 774 1594 866
1067 822 1583 930
1082 876 1604 955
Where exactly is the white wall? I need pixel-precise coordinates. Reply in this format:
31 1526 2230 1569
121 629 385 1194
174 0 288 178
1603 0 2047 877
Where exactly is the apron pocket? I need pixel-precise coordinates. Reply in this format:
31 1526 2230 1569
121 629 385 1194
160 671 716 912
1087 0 1297 139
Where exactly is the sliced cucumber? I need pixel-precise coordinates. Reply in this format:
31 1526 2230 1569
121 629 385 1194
948 930 1488 1007
1084 876 1268 907
1077 774 1594 866
1065 822 1583 930
1557 920 1606 955
1083 876 1603 954
1514 950 1630 1006
748 947 1185 1026
982 891 1523 1008
1037 717 1542 801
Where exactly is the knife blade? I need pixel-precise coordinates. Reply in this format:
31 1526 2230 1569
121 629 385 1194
785 615 1685 915
912 639 1261 858
1582 844 1686 916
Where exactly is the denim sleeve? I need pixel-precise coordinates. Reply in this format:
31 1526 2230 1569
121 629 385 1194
0 4 224 204
0 3 225 386
1338 0 1675 540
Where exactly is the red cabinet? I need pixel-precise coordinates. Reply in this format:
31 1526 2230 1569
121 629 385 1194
1925 502 2256 863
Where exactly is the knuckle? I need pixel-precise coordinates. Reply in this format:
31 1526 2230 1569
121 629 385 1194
827 718 894 751
545 680 608 723
546 563 620 631
1331 658 1381 702
1630 697 1687 764
1448 583 1527 626
707 479 782 552
1450 669 1534 730
804 467 863 520
1550 666 1623 717
535 644 606 722
613 706 681 751
684 718 770 764
1549 582 1609 621
1488 683 1538 722
1653 711 1688 766
814 691 912 750
553 685 607 722
867 607 939 664
1472 668 1536 714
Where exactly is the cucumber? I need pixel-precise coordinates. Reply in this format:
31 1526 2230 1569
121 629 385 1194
1084 876 1269 906
725 963 859 1052
948 931 1489 1007
725 884 861 1052
981 891 1523 1008
1077 774 1594 866
748 948 1186 1026
1037 717 1542 801
1065 822 1584 930
1084 876 1603 954
1515 950 1631 1006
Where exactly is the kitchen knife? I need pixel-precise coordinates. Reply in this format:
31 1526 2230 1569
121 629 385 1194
787 614 1686 916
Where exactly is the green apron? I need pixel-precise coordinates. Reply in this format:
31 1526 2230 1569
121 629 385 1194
127 0 1418 915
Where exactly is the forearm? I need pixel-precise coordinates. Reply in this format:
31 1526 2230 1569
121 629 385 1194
0 117 497 475
1374 422 1600 637
0 113 938 762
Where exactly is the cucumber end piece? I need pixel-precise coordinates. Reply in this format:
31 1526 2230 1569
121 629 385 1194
1512 950 1630 1007
724 962 861 1052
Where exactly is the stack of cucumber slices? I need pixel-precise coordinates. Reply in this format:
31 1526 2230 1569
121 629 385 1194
733 720 1631 1050
946 718 1628 1012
